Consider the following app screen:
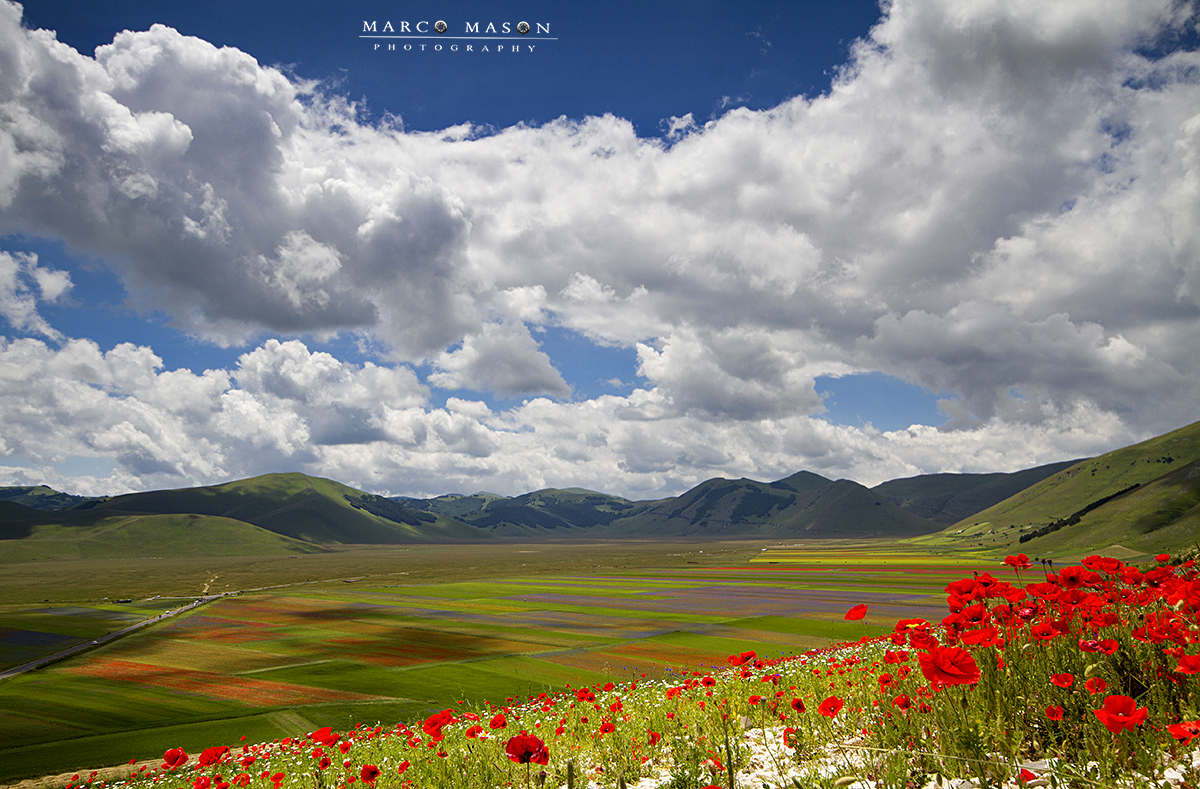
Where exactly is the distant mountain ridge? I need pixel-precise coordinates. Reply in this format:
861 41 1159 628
3 419 1198 558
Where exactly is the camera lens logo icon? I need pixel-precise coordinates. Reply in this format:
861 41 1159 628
434 20 448 33
517 21 530 34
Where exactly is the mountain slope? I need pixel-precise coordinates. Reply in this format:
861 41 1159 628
0 485 99 511
0 507 326 562
952 420 1200 536
1014 456 1200 556
77 473 480 545
605 475 942 538
871 460 1080 525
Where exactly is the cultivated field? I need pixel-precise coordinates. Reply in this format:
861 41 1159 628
0 540 991 784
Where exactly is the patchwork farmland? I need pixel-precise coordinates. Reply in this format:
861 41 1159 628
0 542 991 783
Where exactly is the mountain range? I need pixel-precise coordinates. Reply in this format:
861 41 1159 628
2 420 1198 560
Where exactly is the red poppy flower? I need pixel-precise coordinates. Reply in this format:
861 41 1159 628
748 695 762 705
893 694 911 710
163 749 189 771
1168 720 1200 745
728 650 757 666
1157 554 1171 563
1176 654 1200 674
701 675 716 687
199 746 230 767
465 725 484 739
1084 677 1108 695
1050 673 1074 688
918 645 981 686
1078 638 1119 654
310 727 340 746
599 721 616 734
790 697 806 713
422 710 457 742
1057 565 1100 589
232 776 250 788
505 734 549 765
193 777 211 789
845 604 868 621
1093 695 1148 734
818 696 844 718
396 762 410 775
647 730 661 746
1045 705 1064 721
909 630 939 650
959 627 1001 647
490 713 507 729
782 727 799 747
317 758 331 771
359 765 380 785
1004 554 1032 570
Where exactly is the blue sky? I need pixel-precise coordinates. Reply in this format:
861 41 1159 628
1 0 1197 498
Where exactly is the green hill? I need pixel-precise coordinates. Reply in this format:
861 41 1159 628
83 473 479 545
396 488 645 537
604 475 942 538
0 485 99 510
0 508 325 562
920 420 1200 555
5 420 1200 554
398 492 510 519
0 474 489 561
871 460 1079 525
1013 456 1200 557
463 488 644 533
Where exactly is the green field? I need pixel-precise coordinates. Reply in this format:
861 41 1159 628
0 540 985 784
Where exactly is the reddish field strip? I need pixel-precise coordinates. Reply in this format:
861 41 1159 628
64 659 378 707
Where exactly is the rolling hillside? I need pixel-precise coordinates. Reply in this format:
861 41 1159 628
0 505 326 562
0 474 487 560
871 460 1079 525
4 420 1200 555
84 473 483 545
398 488 644 535
1011 456 1200 556
0 485 98 510
603 476 943 538
922 420 1200 556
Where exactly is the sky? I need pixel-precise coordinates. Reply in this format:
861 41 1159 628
0 0 1198 500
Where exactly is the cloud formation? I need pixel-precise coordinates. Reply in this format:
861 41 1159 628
0 0 1197 497
0 250 70 339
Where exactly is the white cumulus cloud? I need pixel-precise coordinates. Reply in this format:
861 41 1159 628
0 0 1198 497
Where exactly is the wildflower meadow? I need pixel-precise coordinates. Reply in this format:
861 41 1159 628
64 554 1200 789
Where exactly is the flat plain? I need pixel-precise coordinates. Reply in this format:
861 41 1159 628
0 540 993 784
